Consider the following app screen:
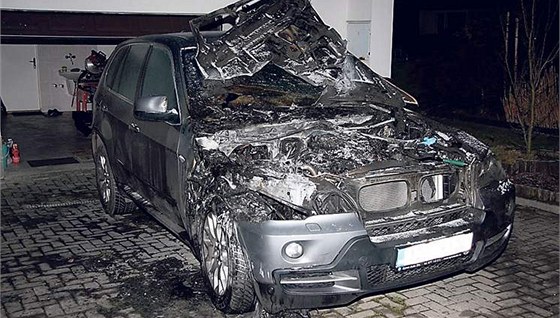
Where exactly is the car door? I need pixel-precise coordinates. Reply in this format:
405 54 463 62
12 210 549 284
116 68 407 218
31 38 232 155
130 44 182 221
94 44 149 179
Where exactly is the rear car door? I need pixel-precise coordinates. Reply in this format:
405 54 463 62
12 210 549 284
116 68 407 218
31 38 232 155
130 44 182 221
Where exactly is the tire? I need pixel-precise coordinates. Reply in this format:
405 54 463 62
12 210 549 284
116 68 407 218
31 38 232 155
93 137 136 216
72 111 93 137
201 209 255 313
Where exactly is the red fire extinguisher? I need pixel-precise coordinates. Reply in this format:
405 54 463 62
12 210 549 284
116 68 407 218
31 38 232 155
11 143 20 164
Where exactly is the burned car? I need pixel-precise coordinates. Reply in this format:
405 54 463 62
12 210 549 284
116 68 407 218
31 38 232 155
91 0 515 314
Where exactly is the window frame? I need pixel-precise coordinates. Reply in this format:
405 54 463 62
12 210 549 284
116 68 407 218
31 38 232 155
138 43 182 124
103 45 129 92
104 43 150 104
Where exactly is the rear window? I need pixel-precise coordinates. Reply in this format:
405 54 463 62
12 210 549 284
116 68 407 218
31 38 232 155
109 44 149 101
105 47 128 90
117 45 149 101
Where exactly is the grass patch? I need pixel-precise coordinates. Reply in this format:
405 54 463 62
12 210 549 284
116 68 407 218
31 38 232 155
444 119 558 150
491 145 534 165
434 118 558 162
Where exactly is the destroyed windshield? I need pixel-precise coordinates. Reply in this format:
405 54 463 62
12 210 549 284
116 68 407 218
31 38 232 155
188 0 405 113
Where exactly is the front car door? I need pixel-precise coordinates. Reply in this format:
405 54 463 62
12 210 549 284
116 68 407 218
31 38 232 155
130 44 182 225
94 44 149 180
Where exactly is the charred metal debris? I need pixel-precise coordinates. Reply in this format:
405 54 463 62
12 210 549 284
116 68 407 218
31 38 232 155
179 0 499 241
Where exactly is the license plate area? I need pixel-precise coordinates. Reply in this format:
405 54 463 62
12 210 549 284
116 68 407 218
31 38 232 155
395 232 473 270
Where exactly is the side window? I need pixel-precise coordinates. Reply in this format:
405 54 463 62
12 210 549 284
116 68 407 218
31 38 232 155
140 47 178 111
114 45 149 101
105 47 128 90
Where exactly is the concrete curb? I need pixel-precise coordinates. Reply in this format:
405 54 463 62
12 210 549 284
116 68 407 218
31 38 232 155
516 197 559 214
515 184 559 204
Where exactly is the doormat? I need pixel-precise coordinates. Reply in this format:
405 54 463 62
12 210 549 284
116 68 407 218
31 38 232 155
27 157 79 167
11 111 44 117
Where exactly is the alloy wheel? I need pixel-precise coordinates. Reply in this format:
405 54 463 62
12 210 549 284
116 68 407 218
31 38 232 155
202 212 230 296
96 154 111 206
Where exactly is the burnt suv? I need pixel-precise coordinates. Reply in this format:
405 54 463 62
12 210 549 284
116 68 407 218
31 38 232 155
92 0 515 315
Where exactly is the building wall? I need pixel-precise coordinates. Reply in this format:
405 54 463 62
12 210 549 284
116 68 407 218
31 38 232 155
347 0 395 77
370 0 394 77
311 0 349 40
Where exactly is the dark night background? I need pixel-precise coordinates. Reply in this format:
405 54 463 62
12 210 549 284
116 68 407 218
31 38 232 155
391 0 559 122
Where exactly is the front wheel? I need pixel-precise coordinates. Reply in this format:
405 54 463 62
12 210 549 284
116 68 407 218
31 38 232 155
201 210 255 313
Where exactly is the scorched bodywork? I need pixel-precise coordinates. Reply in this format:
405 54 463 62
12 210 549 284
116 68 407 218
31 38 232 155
91 0 515 315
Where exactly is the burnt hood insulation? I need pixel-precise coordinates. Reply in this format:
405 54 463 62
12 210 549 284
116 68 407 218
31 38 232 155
189 0 405 109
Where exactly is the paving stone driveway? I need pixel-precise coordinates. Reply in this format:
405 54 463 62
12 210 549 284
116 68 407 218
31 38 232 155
1 168 558 318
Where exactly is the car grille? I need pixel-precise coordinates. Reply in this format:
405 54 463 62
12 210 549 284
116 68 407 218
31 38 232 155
366 254 470 287
358 181 408 212
365 208 469 237
420 174 458 203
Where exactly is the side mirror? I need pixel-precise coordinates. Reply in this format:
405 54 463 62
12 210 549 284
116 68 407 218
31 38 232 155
134 96 179 122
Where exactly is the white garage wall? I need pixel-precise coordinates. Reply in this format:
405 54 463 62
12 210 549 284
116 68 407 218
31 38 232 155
311 0 349 39
347 0 394 77
313 0 396 78
369 0 394 78
348 0 373 22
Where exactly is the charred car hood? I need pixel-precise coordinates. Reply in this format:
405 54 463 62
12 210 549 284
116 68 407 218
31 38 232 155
195 109 489 208
189 0 406 109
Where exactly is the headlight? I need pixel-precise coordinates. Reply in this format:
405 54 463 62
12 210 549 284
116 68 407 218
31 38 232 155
473 153 512 211
477 154 506 189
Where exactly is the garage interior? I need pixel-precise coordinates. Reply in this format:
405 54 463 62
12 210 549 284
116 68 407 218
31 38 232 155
0 10 204 172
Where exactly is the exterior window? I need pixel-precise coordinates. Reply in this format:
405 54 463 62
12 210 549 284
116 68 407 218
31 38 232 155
114 45 149 101
140 47 177 111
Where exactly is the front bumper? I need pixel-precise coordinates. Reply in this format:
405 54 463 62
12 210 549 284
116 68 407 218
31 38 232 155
237 191 515 313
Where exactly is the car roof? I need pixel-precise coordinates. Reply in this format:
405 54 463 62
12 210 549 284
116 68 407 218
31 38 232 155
117 31 225 51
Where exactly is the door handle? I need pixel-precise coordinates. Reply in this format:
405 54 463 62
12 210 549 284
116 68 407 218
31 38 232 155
98 102 107 111
29 57 37 69
129 123 140 133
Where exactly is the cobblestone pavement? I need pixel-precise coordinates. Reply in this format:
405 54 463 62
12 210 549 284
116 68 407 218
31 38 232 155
1 168 558 318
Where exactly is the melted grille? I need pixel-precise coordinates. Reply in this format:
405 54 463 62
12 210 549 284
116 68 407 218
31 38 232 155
359 181 408 212
365 209 468 237
420 174 458 203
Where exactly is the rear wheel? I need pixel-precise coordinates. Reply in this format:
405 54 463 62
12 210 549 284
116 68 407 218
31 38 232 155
72 111 93 137
93 138 136 216
201 210 255 313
